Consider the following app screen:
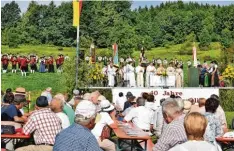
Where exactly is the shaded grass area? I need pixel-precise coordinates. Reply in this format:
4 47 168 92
1 72 66 106
225 112 234 129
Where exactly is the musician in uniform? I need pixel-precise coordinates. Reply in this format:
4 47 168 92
56 55 61 70
30 55 36 73
17 55 21 70
11 55 18 73
1 55 9 73
48 56 54 73
20 56 28 77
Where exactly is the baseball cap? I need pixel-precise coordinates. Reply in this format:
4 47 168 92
75 100 96 118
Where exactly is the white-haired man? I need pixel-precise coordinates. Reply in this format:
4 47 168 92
153 99 187 151
53 100 102 151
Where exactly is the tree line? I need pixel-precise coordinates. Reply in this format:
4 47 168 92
1 1 234 57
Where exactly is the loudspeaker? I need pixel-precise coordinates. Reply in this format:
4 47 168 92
188 67 199 87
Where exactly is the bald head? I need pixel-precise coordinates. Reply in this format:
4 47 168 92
136 97 145 106
54 93 65 102
50 98 64 113
89 91 101 104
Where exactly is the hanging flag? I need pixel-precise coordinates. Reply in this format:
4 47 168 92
113 43 118 65
193 44 197 67
73 0 82 27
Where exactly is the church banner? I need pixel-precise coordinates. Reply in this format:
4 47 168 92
112 43 118 65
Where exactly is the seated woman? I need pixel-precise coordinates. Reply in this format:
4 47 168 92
169 112 217 151
204 98 223 144
91 100 117 151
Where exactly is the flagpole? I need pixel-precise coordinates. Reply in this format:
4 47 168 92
75 24 79 88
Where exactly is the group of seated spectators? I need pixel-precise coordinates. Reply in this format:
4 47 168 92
0 87 230 151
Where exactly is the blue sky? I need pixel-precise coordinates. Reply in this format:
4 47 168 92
1 1 234 13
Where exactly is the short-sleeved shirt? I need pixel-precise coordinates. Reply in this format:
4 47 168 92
91 112 114 139
56 112 70 129
124 106 154 130
1 104 22 121
169 141 217 151
63 103 75 125
53 124 102 151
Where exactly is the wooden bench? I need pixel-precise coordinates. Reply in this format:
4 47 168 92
138 138 154 151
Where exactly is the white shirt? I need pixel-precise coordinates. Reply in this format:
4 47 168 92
116 96 126 111
124 106 154 130
56 112 70 129
91 112 114 139
169 140 217 151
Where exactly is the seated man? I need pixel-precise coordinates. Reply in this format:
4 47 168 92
16 96 62 151
1 94 27 122
50 97 70 129
153 99 187 151
53 100 102 151
124 97 154 132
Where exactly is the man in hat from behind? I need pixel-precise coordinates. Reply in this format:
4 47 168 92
16 96 62 151
53 100 102 151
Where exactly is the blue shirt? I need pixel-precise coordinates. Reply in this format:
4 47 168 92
1 104 22 121
53 123 102 151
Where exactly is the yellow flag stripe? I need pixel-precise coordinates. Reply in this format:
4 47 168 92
73 1 80 27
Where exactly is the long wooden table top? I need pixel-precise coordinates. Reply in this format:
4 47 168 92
112 122 151 140
1 128 30 139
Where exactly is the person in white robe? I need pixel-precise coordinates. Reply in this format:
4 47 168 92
107 63 116 87
146 63 156 87
175 64 184 87
126 62 136 87
135 64 144 87
166 63 175 76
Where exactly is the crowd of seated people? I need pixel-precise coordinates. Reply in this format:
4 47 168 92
1 87 231 151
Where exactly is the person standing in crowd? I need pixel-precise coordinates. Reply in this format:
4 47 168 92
53 100 102 151
204 98 223 144
11 55 18 73
55 55 61 71
175 64 184 87
146 62 156 87
48 56 54 73
30 55 36 74
54 93 75 125
145 94 157 112
135 63 144 87
17 55 22 70
169 112 217 151
153 99 187 151
102 64 108 87
91 100 117 151
163 58 168 67
16 96 62 151
124 97 154 132
211 61 219 87
50 97 70 129
107 62 116 87
1 54 9 73
39 57 46 73
166 63 175 76
60 54 64 66
126 61 136 87
20 56 28 77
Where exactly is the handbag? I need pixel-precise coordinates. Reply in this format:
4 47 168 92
1 125 16 134
100 125 111 141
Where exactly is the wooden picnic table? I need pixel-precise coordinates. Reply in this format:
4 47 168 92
112 122 153 151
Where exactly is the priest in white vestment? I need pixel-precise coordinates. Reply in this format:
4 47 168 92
107 63 116 87
146 63 156 87
126 62 136 87
135 64 144 87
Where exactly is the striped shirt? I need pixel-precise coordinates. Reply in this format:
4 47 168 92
23 108 62 145
153 114 187 151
